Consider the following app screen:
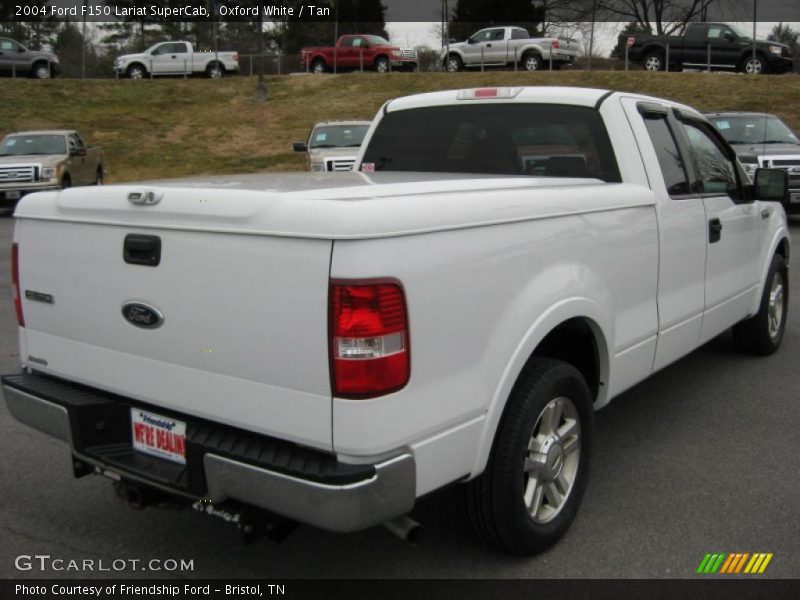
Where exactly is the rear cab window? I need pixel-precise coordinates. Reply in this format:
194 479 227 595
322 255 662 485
361 104 621 182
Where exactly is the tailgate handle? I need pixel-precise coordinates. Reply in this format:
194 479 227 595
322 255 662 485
123 234 161 266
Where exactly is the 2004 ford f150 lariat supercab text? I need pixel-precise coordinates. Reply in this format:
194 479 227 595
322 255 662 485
2 87 791 555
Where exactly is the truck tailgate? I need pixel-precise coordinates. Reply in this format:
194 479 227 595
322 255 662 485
13 190 334 451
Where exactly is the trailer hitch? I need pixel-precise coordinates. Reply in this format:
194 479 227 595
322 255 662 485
192 499 299 545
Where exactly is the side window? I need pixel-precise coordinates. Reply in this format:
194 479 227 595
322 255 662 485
67 137 77 152
70 133 85 149
643 117 691 197
511 29 528 40
473 30 493 43
1 40 15 52
172 43 188 54
351 37 364 48
492 29 505 41
340 37 354 48
681 121 740 199
707 25 725 39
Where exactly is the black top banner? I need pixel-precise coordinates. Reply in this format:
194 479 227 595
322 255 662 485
4 0 800 23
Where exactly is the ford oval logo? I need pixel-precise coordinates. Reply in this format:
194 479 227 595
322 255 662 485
121 302 164 329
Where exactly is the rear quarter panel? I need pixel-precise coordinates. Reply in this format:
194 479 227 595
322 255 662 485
331 193 659 494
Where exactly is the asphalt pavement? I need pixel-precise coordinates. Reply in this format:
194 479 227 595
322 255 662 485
0 214 798 579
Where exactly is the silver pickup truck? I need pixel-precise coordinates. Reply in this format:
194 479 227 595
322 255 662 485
0 37 60 78
114 41 239 79
443 26 579 72
293 121 372 172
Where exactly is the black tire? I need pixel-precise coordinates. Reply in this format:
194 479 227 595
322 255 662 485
740 55 767 75
374 56 390 73
445 54 463 72
206 62 224 79
464 358 594 555
32 61 51 79
522 52 542 72
643 51 664 71
95 167 104 185
311 58 327 74
733 253 788 355
60 174 71 189
127 63 147 80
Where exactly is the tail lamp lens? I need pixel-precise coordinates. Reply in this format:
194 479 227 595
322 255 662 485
330 281 409 398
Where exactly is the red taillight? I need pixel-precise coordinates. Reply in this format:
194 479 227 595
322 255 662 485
551 39 560 49
11 243 24 327
627 36 636 48
330 280 409 399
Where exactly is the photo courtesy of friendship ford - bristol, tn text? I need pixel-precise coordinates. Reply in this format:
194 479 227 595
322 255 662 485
1 0 799 596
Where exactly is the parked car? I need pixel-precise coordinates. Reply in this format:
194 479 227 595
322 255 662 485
705 112 800 212
301 35 417 73
3 87 790 555
623 22 793 73
114 41 239 79
0 37 59 78
442 26 579 72
293 121 372 172
0 130 103 210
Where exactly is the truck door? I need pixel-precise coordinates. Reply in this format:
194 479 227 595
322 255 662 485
151 42 189 74
682 22 710 66
349 36 369 69
675 115 760 343
622 98 707 370
463 28 499 65
0 38 15 73
703 24 742 69
67 133 90 184
488 28 508 62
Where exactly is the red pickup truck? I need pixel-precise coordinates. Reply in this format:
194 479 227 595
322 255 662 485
301 34 418 73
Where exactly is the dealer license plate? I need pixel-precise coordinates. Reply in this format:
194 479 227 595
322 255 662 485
5 191 21 200
131 408 186 464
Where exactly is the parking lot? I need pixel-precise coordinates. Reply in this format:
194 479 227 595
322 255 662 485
0 213 798 579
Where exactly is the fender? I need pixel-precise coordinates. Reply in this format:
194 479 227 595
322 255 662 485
446 48 467 61
751 212 790 316
517 42 546 58
468 297 612 479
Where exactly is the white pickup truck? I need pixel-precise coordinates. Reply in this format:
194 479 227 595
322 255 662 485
113 41 239 79
2 87 791 555
443 26 579 71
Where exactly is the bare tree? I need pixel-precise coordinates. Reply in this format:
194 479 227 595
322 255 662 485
596 0 748 36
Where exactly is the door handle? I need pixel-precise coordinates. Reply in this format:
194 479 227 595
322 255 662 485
487 43 492 47
171 55 176 58
709 218 723 243
761 208 771 219
124 234 161 267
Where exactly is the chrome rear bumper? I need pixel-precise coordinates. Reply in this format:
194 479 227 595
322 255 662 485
2 374 416 533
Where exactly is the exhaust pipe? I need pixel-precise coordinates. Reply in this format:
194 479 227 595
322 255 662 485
383 515 423 545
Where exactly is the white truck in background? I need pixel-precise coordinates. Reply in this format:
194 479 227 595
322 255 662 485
443 26 579 71
114 41 239 79
2 87 791 555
